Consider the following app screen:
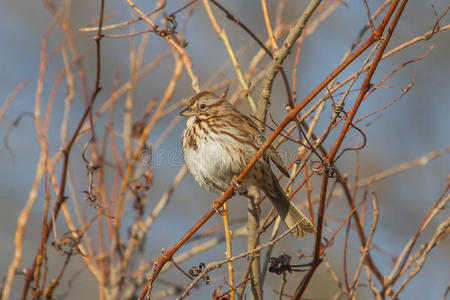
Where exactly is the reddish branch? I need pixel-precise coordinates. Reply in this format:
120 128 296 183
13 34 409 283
136 1 411 298
293 1 409 298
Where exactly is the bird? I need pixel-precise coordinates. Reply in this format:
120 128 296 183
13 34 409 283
180 91 314 238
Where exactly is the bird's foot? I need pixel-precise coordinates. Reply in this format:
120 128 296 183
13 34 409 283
212 199 225 215
231 175 247 196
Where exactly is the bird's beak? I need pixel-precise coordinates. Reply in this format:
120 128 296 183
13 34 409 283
179 106 193 117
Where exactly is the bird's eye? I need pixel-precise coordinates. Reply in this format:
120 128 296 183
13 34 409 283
199 104 206 110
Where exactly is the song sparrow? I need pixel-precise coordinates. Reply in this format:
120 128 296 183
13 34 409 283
180 91 314 238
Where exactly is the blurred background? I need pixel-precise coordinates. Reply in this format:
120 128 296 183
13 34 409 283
0 0 449 299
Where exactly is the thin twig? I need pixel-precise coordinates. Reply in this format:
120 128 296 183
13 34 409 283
202 0 257 113
0 79 30 123
349 192 380 299
222 202 236 300
178 223 302 299
261 0 278 51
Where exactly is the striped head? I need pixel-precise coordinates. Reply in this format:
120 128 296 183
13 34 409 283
179 91 234 121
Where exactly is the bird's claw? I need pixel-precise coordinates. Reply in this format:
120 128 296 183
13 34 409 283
212 199 225 215
231 176 247 196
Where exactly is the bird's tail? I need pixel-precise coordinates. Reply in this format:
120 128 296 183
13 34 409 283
263 173 314 238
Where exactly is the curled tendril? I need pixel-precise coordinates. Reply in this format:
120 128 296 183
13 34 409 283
82 162 100 208
328 101 368 163
334 121 367 162
310 159 337 178
165 15 178 34
331 103 345 124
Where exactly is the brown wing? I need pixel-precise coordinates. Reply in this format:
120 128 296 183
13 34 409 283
266 147 290 178
238 111 290 178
